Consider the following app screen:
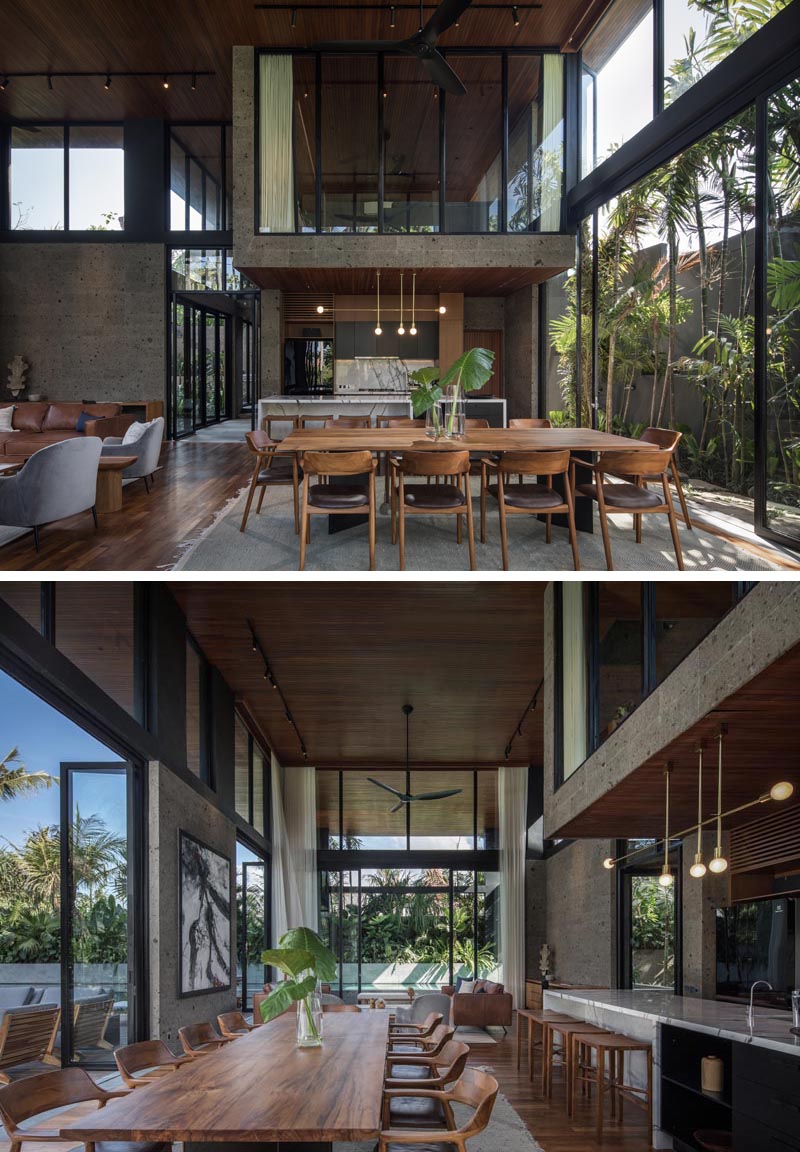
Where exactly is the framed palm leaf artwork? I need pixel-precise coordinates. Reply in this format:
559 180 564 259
179 830 232 996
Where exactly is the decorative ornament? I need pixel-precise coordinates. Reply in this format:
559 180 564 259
7 355 28 399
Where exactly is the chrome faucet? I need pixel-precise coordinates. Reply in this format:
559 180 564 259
748 980 773 1027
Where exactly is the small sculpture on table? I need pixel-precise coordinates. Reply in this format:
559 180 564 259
406 986 415 1001
7 355 28 400
539 943 552 988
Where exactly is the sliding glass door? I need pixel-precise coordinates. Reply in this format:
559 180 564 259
236 843 268 1010
170 298 232 437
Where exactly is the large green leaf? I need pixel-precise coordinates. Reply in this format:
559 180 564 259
409 366 441 388
260 946 315 979
438 347 495 396
258 973 317 1022
278 927 338 982
411 384 443 418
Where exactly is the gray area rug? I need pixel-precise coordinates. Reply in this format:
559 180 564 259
175 481 779 571
334 1088 544 1152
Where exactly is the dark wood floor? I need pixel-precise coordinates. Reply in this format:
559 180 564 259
465 1025 653 1152
0 437 795 572
0 442 249 572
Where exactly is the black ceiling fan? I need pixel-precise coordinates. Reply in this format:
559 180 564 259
368 704 464 812
313 0 473 95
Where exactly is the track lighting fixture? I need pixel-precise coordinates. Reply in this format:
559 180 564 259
503 681 543 764
390 5 396 26
0 78 9 92
291 6 297 26
104 74 111 90
708 729 728 874
512 5 520 25
191 73 197 90
689 744 707 879
249 621 308 762
162 76 170 89
47 75 53 90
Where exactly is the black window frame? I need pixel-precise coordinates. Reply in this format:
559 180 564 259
616 836 683 995
233 707 271 838
253 47 567 237
167 122 232 234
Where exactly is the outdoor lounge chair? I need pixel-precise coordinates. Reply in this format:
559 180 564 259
0 1006 61 1084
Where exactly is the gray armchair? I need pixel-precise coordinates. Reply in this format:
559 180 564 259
101 416 164 493
0 437 101 551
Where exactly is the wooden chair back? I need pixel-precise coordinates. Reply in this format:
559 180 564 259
418 1011 443 1032
246 430 279 455
72 998 113 1051
640 426 682 452
302 450 375 476
596 448 673 476
422 1024 456 1055
217 1011 251 1036
322 1004 361 1013
0 1067 108 1130
434 1039 470 1080
384 418 425 428
398 450 470 477
0 1007 60 1078
178 1021 226 1054
448 1068 499 1135
496 449 570 475
295 415 334 428
464 419 490 429
114 1039 182 1084
509 418 552 429
323 416 371 428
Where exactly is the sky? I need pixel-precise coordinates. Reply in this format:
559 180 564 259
0 669 125 847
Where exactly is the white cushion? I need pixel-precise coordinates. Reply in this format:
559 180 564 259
0 407 17 432
458 981 476 994
122 420 151 445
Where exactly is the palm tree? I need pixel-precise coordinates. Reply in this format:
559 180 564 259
0 748 56 801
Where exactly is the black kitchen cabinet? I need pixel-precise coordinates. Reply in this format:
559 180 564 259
335 322 355 359
733 1042 800 1149
416 322 439 360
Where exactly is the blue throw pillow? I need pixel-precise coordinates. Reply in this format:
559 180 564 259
455 975 475 993
76 410 97 433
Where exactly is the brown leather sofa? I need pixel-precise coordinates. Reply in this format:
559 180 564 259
441 979 513 1030
0 403 135 463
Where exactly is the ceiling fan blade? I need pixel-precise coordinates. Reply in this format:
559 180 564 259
368 777 407 799
422 0 473 42
312 40 403 51
390 801 407 813
422 50 467 95
412 788 464 801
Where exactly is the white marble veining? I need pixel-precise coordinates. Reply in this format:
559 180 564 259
335 358 434 393
544 988 799 1149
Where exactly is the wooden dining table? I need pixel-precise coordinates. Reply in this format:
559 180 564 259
278 426 656 533
61 1011 390 1152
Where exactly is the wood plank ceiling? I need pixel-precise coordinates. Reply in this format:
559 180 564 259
239 266 568 294
170 581 547 769
0 0 613 122
553 639 800 840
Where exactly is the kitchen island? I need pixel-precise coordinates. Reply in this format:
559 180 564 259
544 987 800 1150
257 395 507 430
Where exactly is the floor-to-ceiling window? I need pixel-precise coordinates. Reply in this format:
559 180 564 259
618 839 681 992
236 841 268 1010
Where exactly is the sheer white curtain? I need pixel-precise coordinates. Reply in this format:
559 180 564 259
540 54 564 232
499 764 528 1007
271 754 318 941
259 54 295 233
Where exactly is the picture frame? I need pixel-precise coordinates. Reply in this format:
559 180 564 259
179 829 233 997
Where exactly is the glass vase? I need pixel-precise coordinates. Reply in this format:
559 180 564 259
443 387 465 439
296 989 323 1047
425 401 445 439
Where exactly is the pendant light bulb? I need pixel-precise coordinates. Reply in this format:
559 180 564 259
398 272 405 335
375 270 382 337
439 305 447 314
659 864 674 888
691 745 705 880
660 765 673 888
690 854 707 879
409 272 417 335
709 846 728 874
316 304 325 314
770 781 794 802
602 857 615 871
710 729 728 875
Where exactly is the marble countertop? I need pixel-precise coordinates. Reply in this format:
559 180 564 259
545 988 800 1056
259 394 412 402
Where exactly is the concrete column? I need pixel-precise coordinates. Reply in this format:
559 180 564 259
503 284 539 419
260 288 282 396
681 830 729 997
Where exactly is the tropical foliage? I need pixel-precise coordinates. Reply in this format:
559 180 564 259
549 0 799 516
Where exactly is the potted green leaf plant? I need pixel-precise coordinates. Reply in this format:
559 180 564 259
409 347 495 439
260 926 338 1047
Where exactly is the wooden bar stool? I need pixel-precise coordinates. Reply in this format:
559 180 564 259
571 1032 653 1140
541 1020 611 1100
515 1009 576 1082
294 414 335 428
323 416 372 428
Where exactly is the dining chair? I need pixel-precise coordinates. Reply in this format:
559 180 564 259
380 417 426 501
389 1011 443 1040
217 1011 257 1037
391 450 475 571
240 431 303 535
0 1068 168 1152
481 449 580 571
322 1004 361 1013
299 450 377 571
178 1022 235 1056
572 447 685 570
605 427 693 530
294 414 335 429
388 1024 456 1057
509 417 553 429
385 1039 470 1090
323 416 372 428
0 1007 61 1084
378 1068 499 1152
114 1040 191 1088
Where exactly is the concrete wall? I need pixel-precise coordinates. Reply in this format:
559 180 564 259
0 244 166 405
504 284 539 418
682 829 729 998
148 760 238 1044
545 839 617 986
260 287 282 396
464 297 504 330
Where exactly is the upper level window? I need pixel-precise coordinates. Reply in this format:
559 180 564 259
257 49 564 235
170 125 230 232
10 125 124 231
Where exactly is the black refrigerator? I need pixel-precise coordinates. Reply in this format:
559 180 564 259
284 339 334 394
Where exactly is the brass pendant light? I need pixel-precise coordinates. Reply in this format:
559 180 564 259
689 744 707 878
374 270 382 336
397 273 405 335
659 765 674 888
708 728 728 874
409 272 418 336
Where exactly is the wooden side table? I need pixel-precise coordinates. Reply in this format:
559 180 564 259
96 456 138 513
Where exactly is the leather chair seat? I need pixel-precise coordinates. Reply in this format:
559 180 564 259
258 460 300 483
576 482 662 510
488 483 563 510
388 1062 430 1078
388 1096 446 1127
308 483 369 509
385 1142 457 1152
94 1143 170 1152
403 484 465 509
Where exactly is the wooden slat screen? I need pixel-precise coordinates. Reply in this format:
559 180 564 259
730 803 800 874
